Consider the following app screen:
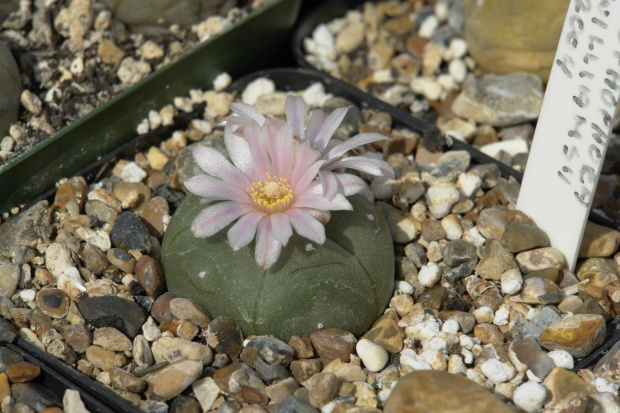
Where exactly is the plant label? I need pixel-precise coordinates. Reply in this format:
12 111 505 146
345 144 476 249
517 0 620 271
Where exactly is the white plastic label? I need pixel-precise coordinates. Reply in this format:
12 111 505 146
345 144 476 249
517 0 620 271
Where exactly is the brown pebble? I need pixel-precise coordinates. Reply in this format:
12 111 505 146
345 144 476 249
308 372 338 408
136 196 169 238
6 362 41 383
35 289 69 319
64 323 92 353
169 298 211 328
539 314 606 358
108 367 147 393
135 256 165 298
288 335 315 359
206 317 244 362
362 312 404 353
54 177 87 213
106 248 136 273
310 328 357 363
542 367 597 404
473 323 504 344
86 345 117 371
290 359 322 383
144 359 203 401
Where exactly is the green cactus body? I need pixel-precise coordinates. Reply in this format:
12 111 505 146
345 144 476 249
162 194 395 341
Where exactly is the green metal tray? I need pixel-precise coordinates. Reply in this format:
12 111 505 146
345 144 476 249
0 0 302 214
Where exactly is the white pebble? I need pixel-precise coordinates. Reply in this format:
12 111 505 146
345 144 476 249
242 77 275 105
418 16 439 38
213 72 232 91
189 89 205 104
19 289 36 302
136 119 149 134
456 172 482 198
356 339 389 372
449 59 467 83
406 316 440 343
148 110 162 129
373 69 393 83
596 377 619 394
500 269 523 295
173 97 193 113
480 359 515 384
63 389 89 413
395 280 414 294
480 139 529 159
445 38 468 60
427 336 450 354
120 162 147 183
459 335 473 350
460 348 474 364
474 306 494 324
441 214 463 240
400 349 432 370
142 317 161 341
493 305 510 326
425 183 460 219
302 82 333 107
1 136 14 152
75 227 111 252
410 76 442 101
547 350 574 370
513 381 547 413
441 319 460 335
463 227 485 247
309 24 336 58
190 119 213 135
70 56 84 76
421 349 446 370
418 262 442 287
434 1 449 22
437 74 457 93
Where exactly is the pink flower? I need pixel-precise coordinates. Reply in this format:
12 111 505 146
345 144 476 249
230 96 395 199
185 115 353 269
185 96 394 269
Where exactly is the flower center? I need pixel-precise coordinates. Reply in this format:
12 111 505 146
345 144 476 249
248 173 293 213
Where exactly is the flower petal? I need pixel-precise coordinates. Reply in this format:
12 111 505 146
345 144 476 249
227 211 264 251
285 95 306 141
184 174 251 203
192 145 251 188
191 201 251 238
270 212 293 246
264 118 295 180
312 106 350 153
287 209 326 244
243 120 272 178
318 169 339 200
230 102 266 125
325 156 394 176
255 217 282 269
290 141 321 190
305 108 326 147
294 193 353 211
325 132 390 159
224 121 255 178
333 173 368 195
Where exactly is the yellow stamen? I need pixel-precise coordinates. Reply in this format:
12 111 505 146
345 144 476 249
249 172 293 213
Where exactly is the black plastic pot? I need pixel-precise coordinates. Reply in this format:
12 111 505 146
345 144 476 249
0 0 302 214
